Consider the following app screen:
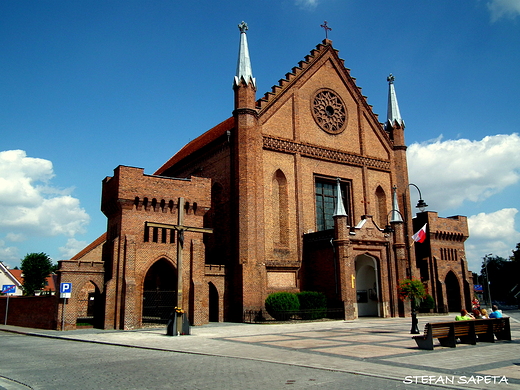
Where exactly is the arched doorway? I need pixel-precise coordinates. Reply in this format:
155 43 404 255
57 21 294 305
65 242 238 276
142 258 177 325
76 281 101 328
445 271 461 312
355 254 379 316
208 282 219 322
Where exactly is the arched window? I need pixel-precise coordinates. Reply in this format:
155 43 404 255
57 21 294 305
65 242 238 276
375 186 387 228
273 170 289 246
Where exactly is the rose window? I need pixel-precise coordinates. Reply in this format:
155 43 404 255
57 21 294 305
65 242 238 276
311 89 347 134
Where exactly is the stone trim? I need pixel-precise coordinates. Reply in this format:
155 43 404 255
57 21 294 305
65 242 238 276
263 136 390 171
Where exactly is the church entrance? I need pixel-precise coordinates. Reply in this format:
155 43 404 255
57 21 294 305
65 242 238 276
445 271 461 312
355 254 379 317
142 258 177 325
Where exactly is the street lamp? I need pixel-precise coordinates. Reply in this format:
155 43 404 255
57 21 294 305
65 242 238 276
409 183 428 212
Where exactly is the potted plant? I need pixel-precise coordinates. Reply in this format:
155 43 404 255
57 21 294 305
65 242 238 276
398 278 427 334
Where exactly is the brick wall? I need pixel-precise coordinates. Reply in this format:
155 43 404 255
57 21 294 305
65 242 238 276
0 295 58 329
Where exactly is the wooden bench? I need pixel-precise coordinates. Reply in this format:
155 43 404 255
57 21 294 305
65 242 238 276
413 317 511 350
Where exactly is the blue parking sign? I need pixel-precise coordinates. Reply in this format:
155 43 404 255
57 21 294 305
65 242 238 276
60 282 72 298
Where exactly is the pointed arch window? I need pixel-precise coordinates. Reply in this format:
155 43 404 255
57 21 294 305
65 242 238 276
273 170 289 246
375 186 387 228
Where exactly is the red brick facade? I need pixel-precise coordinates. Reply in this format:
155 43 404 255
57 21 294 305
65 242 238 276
58 36 470 329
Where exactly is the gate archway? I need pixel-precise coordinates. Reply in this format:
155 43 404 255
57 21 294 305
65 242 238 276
142 258 177 325
208 282 219 322
76 281 102 328
355 254 380 316
445 271 461 312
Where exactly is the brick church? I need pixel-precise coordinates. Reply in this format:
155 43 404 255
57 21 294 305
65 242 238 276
57 23 472 330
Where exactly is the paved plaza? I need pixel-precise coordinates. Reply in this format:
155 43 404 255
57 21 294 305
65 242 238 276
1 312 519 389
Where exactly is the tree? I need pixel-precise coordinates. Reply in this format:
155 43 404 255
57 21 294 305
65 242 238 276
20 252 54 296
511 242 520 262
481 247 520 305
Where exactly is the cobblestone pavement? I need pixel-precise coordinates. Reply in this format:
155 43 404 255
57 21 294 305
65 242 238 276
1 312 519 389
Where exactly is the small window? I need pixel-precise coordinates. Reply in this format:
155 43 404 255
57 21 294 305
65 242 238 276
161 228 167 243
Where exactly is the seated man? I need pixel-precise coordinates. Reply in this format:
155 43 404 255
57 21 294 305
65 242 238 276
488 305 503 318
455 309 475 321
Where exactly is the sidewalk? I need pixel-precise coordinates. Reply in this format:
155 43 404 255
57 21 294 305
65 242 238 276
2 312 520 389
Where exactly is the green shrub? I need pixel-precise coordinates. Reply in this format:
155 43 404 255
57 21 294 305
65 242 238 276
297 291 327 320
419 294 435 312
265 292 299 320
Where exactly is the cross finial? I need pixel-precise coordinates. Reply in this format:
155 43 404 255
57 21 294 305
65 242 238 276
320 21 332 39
387 73 395 84
238 21 248 33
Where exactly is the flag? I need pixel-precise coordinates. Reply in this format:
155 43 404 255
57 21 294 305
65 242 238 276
412 223 427 243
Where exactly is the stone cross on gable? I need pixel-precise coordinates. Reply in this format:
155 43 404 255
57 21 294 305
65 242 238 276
146 197 213 334
320 21 332 39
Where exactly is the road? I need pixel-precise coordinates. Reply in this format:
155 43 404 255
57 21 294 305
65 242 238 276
0 331 444 390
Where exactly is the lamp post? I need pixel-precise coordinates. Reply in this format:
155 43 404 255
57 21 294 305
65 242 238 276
386 184 428 333
484 255 493 306
408 183 428 333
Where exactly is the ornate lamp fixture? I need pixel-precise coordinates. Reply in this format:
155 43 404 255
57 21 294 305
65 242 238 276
409 183 428 212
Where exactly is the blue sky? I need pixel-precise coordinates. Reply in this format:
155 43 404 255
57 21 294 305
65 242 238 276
1 0 519 273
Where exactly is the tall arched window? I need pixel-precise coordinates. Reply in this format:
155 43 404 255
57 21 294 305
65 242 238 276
375 186 387 228
273 170 289 246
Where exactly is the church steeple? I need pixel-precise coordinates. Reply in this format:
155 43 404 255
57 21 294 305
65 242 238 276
234 21 256 88
384 74 404 131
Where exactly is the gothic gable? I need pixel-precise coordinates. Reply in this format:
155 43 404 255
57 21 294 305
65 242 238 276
257 40 392 160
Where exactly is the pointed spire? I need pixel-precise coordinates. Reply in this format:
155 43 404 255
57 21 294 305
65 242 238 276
234 21 256 88
390 185 404 223
333 178 348 217
385 74 405 130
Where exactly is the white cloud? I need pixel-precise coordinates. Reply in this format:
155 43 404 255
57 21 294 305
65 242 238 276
0 150 90 238
407 134 520 212
0 240 20 268
5 233 26 242
468 208 519 240
487 0 520 22
59 238 88 259
295 0 319 9
465 208 520 271
408 134 520 273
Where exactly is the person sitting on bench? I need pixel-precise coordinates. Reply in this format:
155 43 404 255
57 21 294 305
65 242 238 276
455 309 475 321
488 305 503 318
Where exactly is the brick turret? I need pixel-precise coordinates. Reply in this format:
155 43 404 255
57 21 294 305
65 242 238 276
231 22 266 317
